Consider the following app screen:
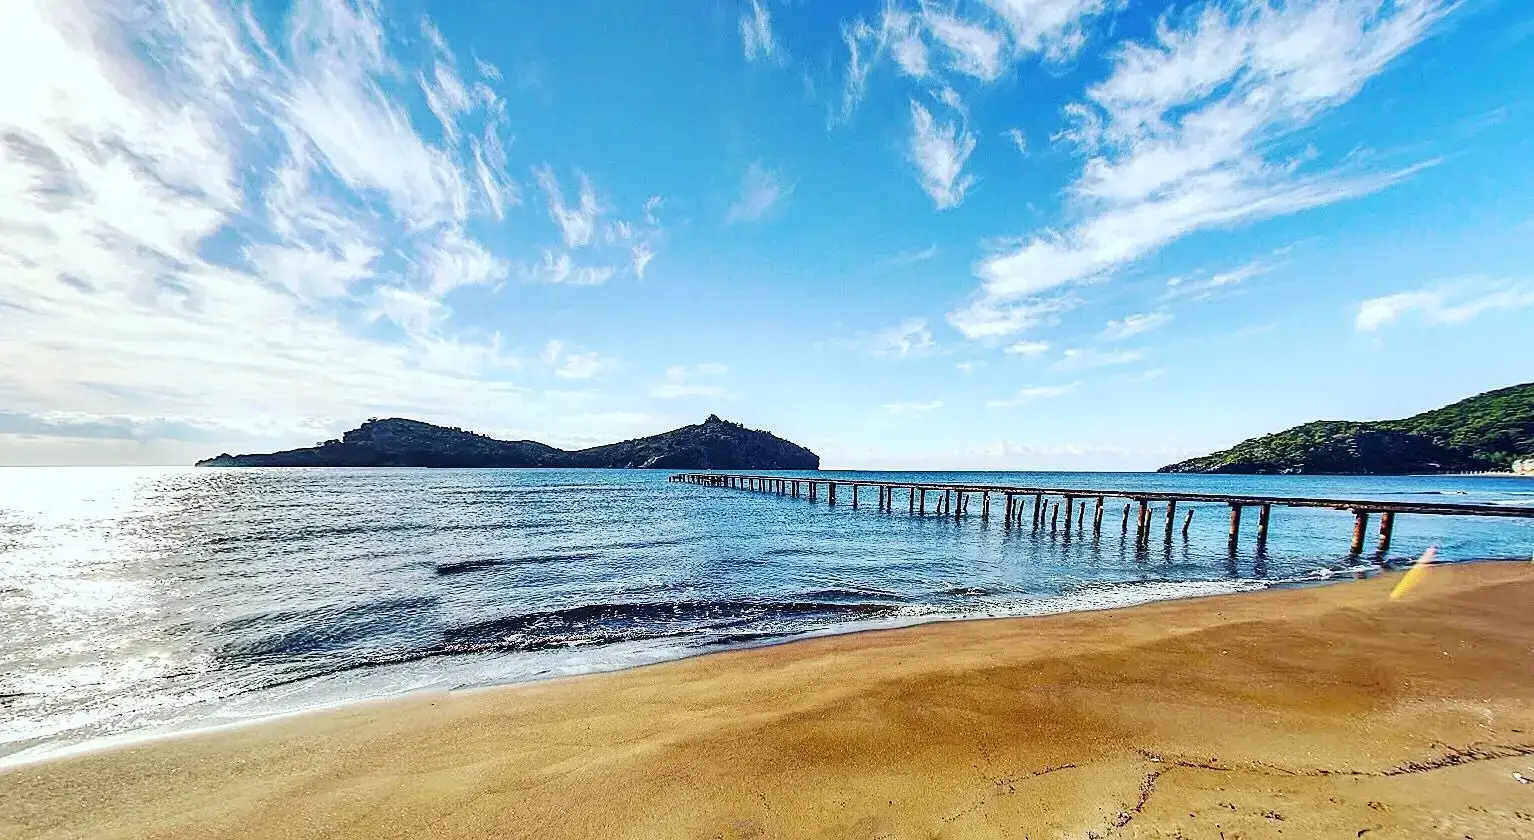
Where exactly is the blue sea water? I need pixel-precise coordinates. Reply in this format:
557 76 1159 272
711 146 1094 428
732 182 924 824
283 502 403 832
1 466 1531 764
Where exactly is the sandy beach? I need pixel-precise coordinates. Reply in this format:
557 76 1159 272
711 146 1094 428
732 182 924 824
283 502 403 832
4 562 1533 840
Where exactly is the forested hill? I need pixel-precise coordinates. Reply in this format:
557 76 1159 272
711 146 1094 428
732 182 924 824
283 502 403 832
1159 383 1534 475
196 415 820 470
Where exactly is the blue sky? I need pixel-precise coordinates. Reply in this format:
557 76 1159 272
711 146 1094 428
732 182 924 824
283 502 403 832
1 0 1531 468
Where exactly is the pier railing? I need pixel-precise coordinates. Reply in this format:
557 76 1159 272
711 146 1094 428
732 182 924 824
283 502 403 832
670 473 1534 555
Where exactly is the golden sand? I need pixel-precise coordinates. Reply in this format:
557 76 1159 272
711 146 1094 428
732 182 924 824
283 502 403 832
4 562 1533 839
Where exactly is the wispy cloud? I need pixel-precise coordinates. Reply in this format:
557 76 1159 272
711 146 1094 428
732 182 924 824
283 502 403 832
949 0 1454 339
1003 340 1050 356
838 0 1107 118
534 166 604 248
924 10 1007 81
1052 348 1143 370
882 400 944 415
524 251 617 286
882 244 940 266
909 100 976 209
740 0 781 63
1004 127 1027 157
867 318 938 358
652 364 728 399
1101 310 1171 340
540 341 610 380
1356 278 1534 331
986 382 1080 408
1165 259 1275 301
948 295 1079 342
727 160 793 223
525 170 660 285
956 360 986 374
0 0 599 462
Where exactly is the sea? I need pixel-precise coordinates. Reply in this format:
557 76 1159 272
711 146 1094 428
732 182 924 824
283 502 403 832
2 467 1532 765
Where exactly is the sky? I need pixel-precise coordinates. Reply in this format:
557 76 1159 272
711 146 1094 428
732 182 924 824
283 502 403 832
1 0 1531 469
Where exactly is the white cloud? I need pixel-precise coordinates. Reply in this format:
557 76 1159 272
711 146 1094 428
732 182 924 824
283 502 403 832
882 400 943 415
740 0 780 63
882 245 939 266
839 0 1109 117
923 11 1007 81
948 296 1078 341
1101 309 1171 340
555 352 607 380
0 0 594 465
727 160 792 223
1004 127 1027 156
985 382 1080 408
868 318 937 358
1003 340 1050 356
908 100 976 209
980 0 1109 61
525 251 617 286
950 0 1454 338
1165 259 1275 300
537 341 609 380
535 166 604 248
955 360 985 374
652 364 728 400
631 243 656 278
1052 348 1144 370
1355 278 1534 331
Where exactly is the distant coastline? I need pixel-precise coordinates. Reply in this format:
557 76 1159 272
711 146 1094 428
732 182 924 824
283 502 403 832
1160 381 1532 475
196 414 819 470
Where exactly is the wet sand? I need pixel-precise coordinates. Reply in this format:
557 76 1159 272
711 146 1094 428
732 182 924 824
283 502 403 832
4 562 1533 839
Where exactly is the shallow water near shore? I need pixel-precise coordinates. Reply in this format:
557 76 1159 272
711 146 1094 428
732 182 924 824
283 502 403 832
2 466 1531 764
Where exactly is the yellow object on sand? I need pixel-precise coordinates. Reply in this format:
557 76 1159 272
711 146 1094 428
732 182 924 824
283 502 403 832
1389 545 1437 601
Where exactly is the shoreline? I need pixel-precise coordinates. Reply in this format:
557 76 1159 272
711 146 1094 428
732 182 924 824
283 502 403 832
1 574 1281 770
0 556 1516 773
5 561 1533 839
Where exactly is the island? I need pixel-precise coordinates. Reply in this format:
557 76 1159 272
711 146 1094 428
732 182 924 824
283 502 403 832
1160 381 1533 474
196 415 819 470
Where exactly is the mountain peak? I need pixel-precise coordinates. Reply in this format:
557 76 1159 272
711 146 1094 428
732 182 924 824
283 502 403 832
703 414 723 425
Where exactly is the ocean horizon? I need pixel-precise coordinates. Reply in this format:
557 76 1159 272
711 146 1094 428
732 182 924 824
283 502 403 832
4 466 1532 766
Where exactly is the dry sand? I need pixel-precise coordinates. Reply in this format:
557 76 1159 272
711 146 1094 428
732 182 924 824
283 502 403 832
4 562 1533 840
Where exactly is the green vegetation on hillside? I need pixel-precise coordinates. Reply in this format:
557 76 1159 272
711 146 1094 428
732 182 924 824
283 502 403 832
1159 383 1534 474
196 415 820 470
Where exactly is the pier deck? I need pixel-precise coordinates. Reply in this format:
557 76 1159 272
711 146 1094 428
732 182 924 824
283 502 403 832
670 473 1534 554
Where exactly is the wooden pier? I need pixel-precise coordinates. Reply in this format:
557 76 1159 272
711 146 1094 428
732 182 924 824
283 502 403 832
670 473 1534 555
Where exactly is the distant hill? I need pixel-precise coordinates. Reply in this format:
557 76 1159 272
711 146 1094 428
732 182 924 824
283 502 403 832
1159 382 1534 475
196 415 819 470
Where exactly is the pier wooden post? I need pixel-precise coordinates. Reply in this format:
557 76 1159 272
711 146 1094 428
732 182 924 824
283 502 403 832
1256 504 1272 549
828 483 837 506
1350 510 1369 554
1033 494 1043 528
1063 496 1075 532
919 489 926 515
1228 505 1243 552
1077 501 1086 529
1377 511 1395 553
852 485 859 509
981 491 990 521
1164 500 1177 542
1093 497 1104 535
810 482 817 502
909 488 915 514
1051 502 1059 532
1136 500 1150 543
1121 503 1130 533
1182 508 1194 538
1005 494 1014 525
